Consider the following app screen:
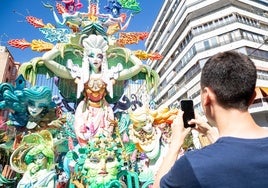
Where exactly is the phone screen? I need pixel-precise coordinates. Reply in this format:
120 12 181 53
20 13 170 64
180 99 195 128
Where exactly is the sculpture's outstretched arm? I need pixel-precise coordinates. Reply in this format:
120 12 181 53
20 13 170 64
41 45 76 79
117 53 143 80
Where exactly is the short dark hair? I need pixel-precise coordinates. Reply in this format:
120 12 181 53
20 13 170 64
200 51 256 110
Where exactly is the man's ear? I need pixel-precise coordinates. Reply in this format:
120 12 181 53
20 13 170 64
202 87 217 106
202 87 211 106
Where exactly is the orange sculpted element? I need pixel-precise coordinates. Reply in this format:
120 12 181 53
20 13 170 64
149 52 163 60
8 39 53 52
116 32 149 46
137 32 149 40
26 16 45 28
8 39 31 50
88 2 98 21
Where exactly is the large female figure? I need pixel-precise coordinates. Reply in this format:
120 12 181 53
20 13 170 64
74 35 115 146
18 24 159 144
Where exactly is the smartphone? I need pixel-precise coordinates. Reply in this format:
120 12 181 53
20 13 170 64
180 99 195 128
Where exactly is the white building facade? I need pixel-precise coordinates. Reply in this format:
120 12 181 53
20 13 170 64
142 0 268 124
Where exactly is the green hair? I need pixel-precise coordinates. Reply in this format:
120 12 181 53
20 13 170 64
24 144 54 169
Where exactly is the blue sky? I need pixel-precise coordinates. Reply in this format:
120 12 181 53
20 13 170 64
0 0 163 63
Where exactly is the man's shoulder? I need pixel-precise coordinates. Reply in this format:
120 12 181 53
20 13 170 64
183 136 268 166
178 137 268 187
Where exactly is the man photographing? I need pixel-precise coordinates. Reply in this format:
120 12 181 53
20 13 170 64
154 51 268 188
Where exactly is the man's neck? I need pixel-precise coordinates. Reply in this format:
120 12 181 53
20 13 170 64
215 108 268 139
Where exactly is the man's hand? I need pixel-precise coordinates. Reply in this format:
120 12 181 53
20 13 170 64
188 113 219 143
170 110 192 151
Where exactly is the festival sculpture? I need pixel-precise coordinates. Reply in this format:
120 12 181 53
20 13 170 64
0 0 202 187
11 130 56 187
0 80 58 130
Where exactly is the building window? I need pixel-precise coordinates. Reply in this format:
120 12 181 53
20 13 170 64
195 41 205 52
204 40 210 50
210 37 217 48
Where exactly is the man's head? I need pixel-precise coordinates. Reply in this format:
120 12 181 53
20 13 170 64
200 51 256 111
